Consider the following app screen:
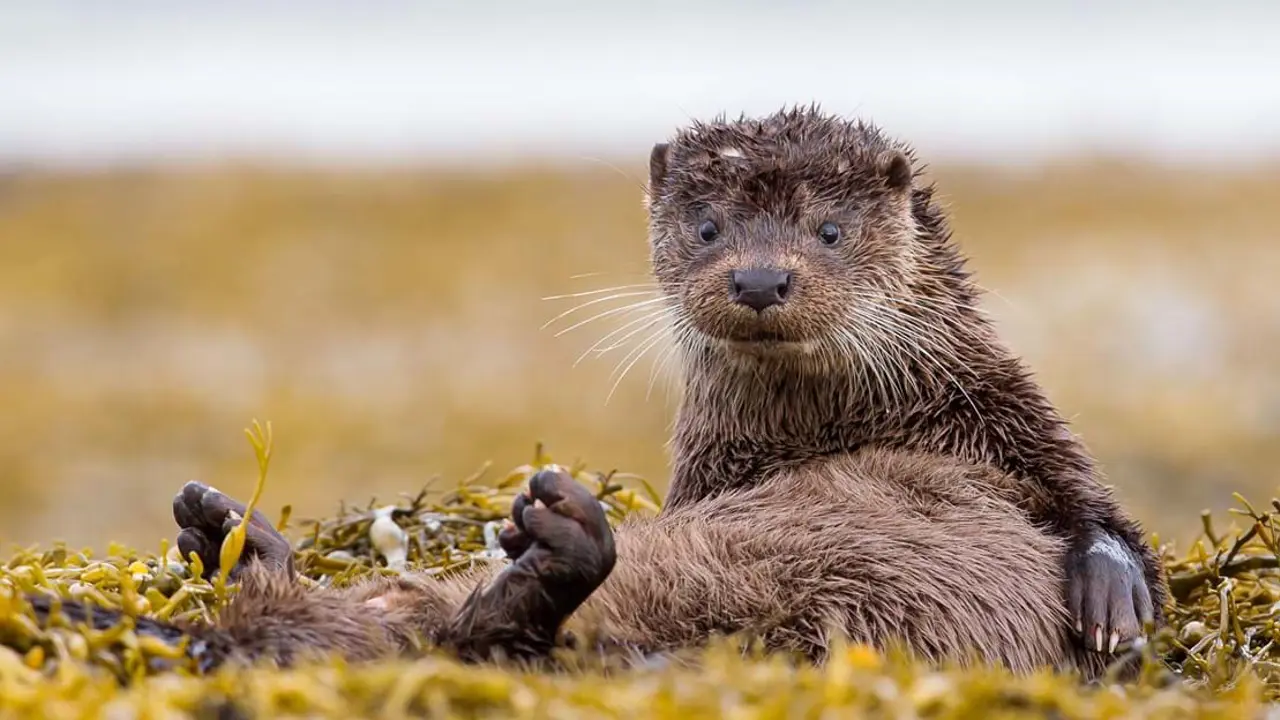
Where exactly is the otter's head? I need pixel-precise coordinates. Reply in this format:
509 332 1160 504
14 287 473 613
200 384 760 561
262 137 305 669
645 107 960 369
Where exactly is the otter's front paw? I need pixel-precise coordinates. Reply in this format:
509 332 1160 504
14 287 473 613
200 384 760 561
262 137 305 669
172 481 295 581
1066 530 1154 654
443 467 616 662
500 467 616 602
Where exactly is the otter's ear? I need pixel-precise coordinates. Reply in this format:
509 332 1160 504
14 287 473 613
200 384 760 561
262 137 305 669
649 143 670 193
876 150 913 192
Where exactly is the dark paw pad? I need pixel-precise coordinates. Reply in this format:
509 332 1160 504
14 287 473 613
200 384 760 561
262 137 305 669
172 481 294 580
440 467 617 663
1067 532 1154 654
500 467 615 582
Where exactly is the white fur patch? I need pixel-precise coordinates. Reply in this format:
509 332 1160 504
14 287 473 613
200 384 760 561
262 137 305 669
719 147 744 159
1087 533 1136 568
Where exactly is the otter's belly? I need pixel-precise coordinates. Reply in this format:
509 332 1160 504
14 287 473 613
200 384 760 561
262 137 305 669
699 447 1084 674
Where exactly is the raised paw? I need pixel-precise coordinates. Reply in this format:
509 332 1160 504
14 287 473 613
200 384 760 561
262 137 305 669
1066 530 1154 654
502 467 616 587
440 467 616 662
172 480 294 581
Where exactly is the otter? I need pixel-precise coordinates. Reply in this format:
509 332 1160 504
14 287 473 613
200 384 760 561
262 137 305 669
19 107 1165 680
646 107 1165 652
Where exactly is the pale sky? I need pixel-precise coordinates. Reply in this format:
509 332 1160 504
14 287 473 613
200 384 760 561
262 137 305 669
2 0 1278 167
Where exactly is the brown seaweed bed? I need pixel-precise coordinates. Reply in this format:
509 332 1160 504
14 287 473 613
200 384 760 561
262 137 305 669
3 425 1280 719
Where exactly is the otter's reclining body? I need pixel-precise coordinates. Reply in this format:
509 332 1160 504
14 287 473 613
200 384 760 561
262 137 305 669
18 107 1166 683
158 448 1103 678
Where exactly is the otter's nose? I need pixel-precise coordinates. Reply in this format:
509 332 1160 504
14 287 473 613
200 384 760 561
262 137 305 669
731 268 792 312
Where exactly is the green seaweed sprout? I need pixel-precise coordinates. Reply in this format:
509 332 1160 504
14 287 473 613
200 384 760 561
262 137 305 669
3 423 1280 718
213 419 275 602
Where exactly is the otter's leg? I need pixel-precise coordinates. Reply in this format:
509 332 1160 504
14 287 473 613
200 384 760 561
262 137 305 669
21 476 606 672
171 475 619 669
194 467 617 668
433 468 617 663
169 482 505 669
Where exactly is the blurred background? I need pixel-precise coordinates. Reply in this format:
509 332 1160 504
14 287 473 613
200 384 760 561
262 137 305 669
2 1 1279 550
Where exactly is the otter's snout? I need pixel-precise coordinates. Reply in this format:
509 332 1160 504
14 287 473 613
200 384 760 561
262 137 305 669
731 268 792 313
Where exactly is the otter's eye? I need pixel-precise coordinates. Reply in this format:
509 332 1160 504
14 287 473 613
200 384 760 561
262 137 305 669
698 219 720 243
818 221 841 246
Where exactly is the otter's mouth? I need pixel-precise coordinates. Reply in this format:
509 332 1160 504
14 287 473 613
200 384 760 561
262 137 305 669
719 336 819 360
714 327 819 357
680 286 818 350
732 329 788 343
696 312 814 349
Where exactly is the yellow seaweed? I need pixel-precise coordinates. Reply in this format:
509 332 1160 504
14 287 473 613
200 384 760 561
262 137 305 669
3 431 1280 718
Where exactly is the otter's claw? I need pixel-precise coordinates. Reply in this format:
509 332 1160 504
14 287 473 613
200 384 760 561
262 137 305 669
498 492 535 560
1066 530 1154 654
172 480 294 580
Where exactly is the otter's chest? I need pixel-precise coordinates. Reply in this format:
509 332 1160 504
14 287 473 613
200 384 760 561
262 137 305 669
664 428 868 509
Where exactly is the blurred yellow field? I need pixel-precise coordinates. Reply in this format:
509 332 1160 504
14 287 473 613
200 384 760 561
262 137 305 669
1 159 1278 553
6 6 1280 715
